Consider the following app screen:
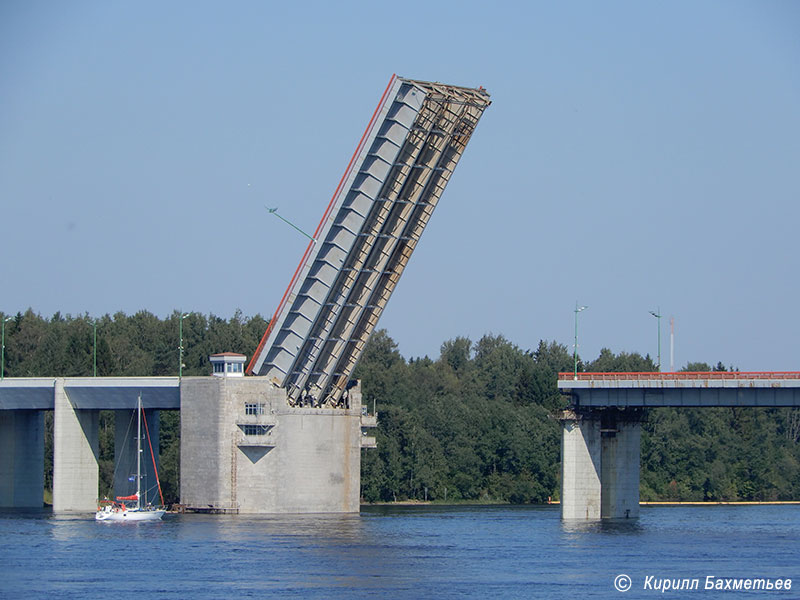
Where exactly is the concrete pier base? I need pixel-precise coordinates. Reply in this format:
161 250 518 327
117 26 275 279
560 408 642 520
53 379 99 513
0 410 45 507
180 377 363 513
113 409 160 505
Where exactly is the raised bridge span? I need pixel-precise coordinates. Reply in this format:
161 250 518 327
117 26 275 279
556 372 800 520
248 75 491 407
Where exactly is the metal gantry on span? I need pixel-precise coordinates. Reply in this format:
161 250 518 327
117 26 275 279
247 76 491 407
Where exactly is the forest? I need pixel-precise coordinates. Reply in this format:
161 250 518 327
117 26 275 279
2 308 799 505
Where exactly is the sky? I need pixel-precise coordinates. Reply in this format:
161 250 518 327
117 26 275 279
1 1 799 371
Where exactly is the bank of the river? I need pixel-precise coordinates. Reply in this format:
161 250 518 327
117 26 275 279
362 498 511 507
363 499 800 508
641 500 800 505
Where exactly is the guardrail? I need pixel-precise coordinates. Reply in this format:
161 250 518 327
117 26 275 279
558 372 800 381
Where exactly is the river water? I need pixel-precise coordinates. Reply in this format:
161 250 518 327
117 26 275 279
1 504 798 598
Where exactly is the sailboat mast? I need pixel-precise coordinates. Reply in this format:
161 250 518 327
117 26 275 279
137 394 142 510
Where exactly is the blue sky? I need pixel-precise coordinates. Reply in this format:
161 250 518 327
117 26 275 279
2 1 799 371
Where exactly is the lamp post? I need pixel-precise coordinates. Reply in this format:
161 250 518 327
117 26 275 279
649 308 662 372
179 312 189 377
92 319 97 377
1 316 12 380
573 303 588 380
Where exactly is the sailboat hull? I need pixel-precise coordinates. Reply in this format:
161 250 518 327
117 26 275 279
95 507 165 521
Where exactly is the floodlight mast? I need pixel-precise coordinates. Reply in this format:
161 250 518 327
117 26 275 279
649 308 662 372
179 312 189 378
573 303 588 380
670 316 675 373
1 317 12 380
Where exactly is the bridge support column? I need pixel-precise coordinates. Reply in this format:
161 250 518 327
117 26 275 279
53 379 99 513
600 411 641 519
113 409 160 505
561 411 602 519
0 410 45 507
560 408 642 519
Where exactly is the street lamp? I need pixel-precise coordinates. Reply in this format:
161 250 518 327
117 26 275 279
649 308 662 372
573 303 588 380
1 316 12 380
92 319 97 377
179 312 189 377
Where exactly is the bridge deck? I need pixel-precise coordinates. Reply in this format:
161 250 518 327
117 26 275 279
0 377 180 410
558 372 800 407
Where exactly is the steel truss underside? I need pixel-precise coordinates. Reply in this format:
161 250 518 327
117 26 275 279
248 76 491 406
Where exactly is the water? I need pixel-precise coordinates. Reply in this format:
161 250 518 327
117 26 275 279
1 505 798 599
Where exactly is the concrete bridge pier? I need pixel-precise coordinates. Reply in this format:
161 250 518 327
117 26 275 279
53 379 99 513
0 410 45 507
560 408 642 520
113 409 160 505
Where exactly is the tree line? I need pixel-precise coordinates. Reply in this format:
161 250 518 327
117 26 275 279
2 309 799 504
356 334 800 503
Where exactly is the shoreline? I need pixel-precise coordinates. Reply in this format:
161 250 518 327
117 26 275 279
640 500 800 506
362 500 800 507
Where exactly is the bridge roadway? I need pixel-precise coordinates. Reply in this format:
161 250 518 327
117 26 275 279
556 372 800 521
0 377 180 409
558 371 800 407
4 372 798 516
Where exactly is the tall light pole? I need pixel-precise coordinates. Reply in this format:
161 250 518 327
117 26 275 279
573 303 588 380
179 312 189 378
669 316 675 373
92 319 97 377
1 316 12 380
649 308 662 372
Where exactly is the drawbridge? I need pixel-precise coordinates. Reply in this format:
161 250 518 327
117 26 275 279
247 75 491 406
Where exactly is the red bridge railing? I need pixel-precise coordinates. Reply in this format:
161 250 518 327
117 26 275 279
559 372 800 381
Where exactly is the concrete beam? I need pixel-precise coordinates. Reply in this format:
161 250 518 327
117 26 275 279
0 379 55 410
64 377 179 409
0 410 44 507
0 377 180 411
558 374 800 407
53 379 99 513
564 386 800 408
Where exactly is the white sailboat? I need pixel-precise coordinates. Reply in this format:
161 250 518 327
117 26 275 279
96 394 166 521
